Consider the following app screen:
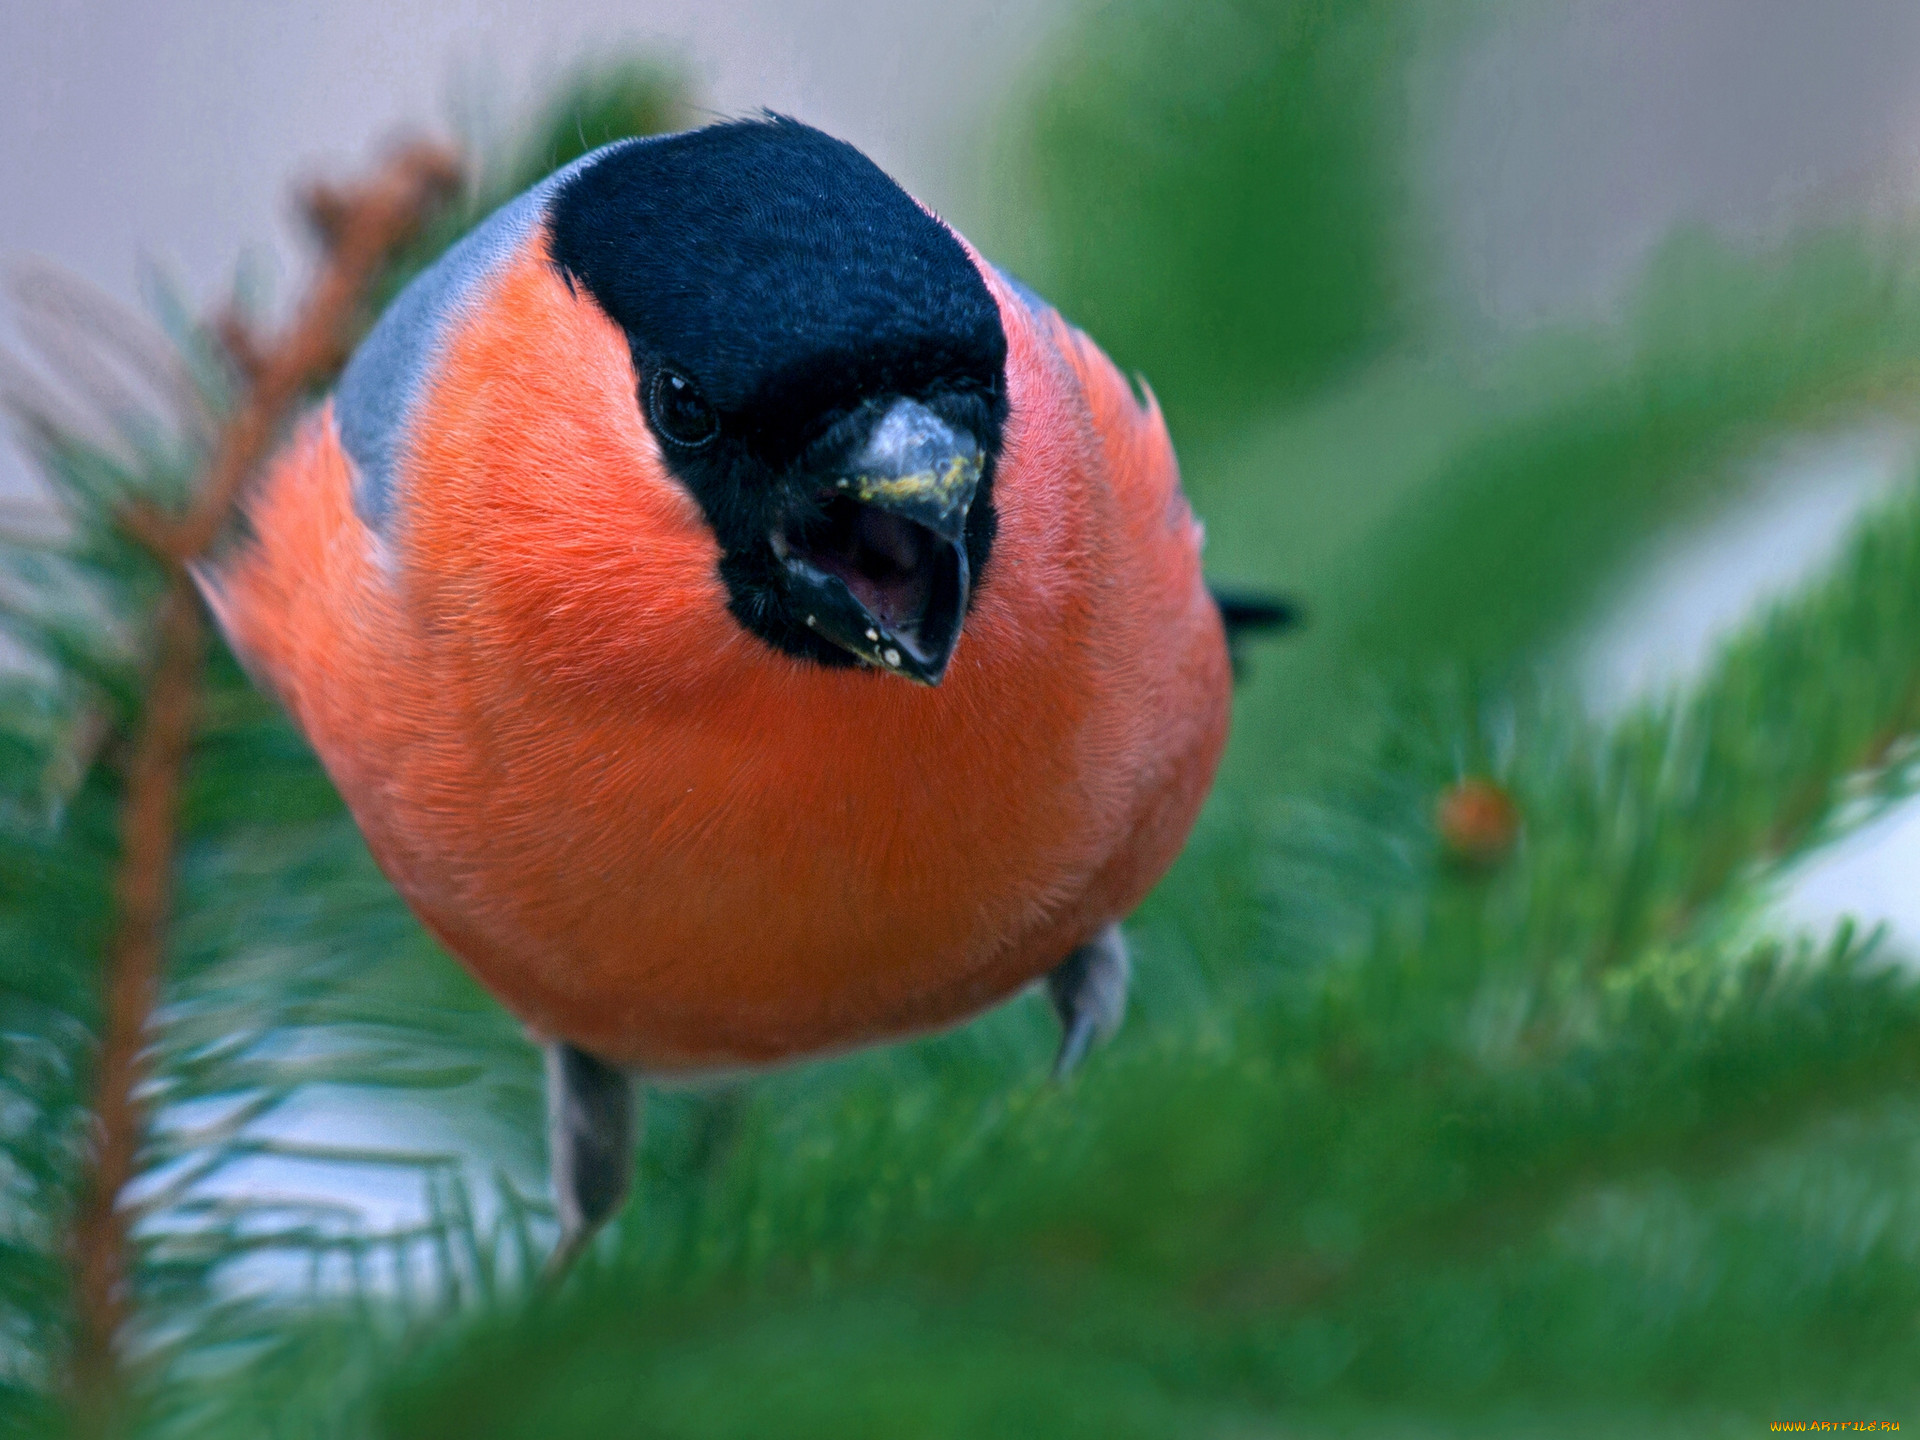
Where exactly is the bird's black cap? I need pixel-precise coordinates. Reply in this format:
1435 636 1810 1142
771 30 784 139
546 117 1007 671
548 117 1005 466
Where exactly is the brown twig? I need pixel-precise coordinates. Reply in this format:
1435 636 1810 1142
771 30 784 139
162 142 461 564
68 139 458 1418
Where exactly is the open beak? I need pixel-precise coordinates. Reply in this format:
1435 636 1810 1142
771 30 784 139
771 397 982 685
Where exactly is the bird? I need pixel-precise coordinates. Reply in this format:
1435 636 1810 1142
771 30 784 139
197 116 1294 1269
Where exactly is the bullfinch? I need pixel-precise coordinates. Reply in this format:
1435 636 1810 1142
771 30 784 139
199 117 1291 1264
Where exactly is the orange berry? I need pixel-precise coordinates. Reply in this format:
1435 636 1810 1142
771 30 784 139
1436 777 1520 867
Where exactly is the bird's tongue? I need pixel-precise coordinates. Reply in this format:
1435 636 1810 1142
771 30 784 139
797 499 937 649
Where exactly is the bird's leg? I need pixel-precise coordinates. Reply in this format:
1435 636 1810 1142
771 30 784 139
1045 924 1130 1080
541 1040 637 1282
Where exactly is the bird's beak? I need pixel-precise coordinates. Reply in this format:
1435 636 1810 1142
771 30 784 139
771 397 982 685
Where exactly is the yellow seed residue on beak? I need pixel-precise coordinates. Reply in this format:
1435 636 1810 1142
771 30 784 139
851 452 983 516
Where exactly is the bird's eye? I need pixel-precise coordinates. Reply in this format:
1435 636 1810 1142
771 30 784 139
646 369 718 449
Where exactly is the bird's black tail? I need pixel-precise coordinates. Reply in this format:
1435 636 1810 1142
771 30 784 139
1209 584 1303 681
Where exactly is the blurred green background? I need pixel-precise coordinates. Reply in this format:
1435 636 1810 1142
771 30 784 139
9 1 1920 1435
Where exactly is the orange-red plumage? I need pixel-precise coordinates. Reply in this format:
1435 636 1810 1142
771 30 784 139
204 155 1229 1075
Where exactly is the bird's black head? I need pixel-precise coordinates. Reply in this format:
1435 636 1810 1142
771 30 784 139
546 118 1008 684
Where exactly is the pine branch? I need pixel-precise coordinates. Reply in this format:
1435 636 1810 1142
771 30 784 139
68 585 199 1409
11 27 1920 1431
67 141 458 1420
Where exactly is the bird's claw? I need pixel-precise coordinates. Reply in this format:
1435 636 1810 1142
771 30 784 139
1045 925 1130 1080
543 1040 636 1282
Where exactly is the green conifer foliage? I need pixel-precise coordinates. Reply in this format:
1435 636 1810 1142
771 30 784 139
7 16 1920 1438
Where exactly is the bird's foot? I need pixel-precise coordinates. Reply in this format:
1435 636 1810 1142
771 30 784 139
1045 925 1130 1080
541 1040 637 1285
